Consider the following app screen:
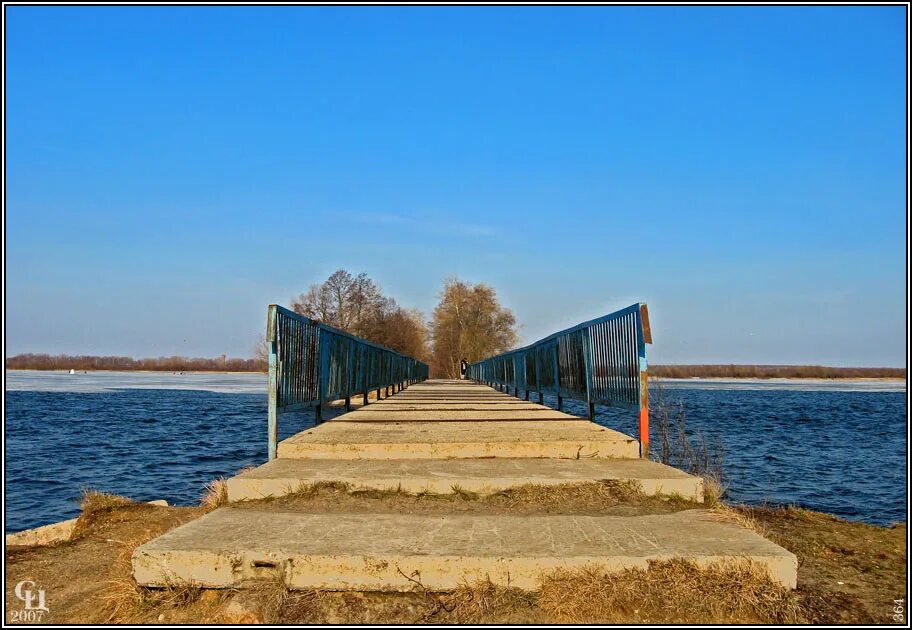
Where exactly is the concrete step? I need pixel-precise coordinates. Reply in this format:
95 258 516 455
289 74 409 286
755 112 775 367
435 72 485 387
337 409 577 422
226 457 704 501
277 420 640 460
132 508 797 591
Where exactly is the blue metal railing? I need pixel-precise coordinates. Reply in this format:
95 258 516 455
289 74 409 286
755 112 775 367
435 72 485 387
466 303 652 457
266 304 429 460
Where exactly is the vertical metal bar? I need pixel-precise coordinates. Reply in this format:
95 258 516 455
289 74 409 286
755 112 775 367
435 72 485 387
553 342 562 410
583 326 595 421
316 328 328 424
266 306 278 461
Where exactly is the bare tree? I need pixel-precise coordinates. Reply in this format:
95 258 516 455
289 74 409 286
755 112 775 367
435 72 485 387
430 277 519 378
252 334 268 365
289 269 431 360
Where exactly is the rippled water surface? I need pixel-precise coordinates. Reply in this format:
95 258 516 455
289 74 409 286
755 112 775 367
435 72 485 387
5 371 907 532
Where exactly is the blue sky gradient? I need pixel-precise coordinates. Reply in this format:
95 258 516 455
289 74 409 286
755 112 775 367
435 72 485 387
6 6 907 365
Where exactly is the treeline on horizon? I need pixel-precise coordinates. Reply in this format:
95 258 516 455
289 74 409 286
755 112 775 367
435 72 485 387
5 353 266 373
6 354 905 380
650 364 906 379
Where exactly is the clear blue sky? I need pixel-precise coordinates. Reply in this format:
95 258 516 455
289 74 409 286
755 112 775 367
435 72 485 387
6 6 907 366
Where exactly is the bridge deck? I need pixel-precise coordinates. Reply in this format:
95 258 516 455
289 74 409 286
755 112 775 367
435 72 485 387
276 380 639 459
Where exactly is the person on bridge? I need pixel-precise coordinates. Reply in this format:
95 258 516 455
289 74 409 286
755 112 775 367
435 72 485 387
460 358 468 379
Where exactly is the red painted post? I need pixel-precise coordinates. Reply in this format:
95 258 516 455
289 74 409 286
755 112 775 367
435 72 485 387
638 303 652 459
639 374 649 459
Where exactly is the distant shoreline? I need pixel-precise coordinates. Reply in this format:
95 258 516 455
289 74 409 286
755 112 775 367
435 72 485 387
5 368 266 375
657 376 906 383
5 368 906 382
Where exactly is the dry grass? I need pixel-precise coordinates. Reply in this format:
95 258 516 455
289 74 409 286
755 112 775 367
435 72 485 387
79 489 136 514
487 479 648 509
91 513 209 623
218 560 801 624
708 502 765 535
233 479 698 517
422 577 537 623
199 478 228 510
536 559 803 623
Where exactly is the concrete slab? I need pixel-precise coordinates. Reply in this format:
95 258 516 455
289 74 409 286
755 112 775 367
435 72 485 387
358 404 549 410
133 508 797 590
335 409 577 422
225 457 704 501
277 420 639 459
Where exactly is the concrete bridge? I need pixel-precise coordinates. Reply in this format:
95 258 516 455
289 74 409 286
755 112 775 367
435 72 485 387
133 335 798 592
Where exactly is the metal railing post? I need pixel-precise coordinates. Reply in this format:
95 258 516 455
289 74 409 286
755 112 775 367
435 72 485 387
637 304 652 459
266 306 278 461
553 343 562 411
583 327 595 421
316 328 328 424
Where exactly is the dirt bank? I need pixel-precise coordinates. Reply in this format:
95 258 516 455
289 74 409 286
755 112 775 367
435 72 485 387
4 485 906 625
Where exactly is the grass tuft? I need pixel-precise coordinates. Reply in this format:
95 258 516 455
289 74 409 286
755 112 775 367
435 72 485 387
71 490 138 540
200 478 229 509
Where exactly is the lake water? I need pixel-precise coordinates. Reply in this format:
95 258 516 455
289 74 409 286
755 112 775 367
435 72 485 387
4 371 907 532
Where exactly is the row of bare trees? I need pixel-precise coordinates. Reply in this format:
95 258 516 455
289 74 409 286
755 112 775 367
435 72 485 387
289 270 430 363
5 354 263 372
287 270 518 378
651 364 906 379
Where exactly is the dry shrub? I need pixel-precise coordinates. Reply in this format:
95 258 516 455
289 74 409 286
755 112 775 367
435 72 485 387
79 489 136 514
200 478 228 509
651 381 726 502
537 559 802 624
70 490 137 540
